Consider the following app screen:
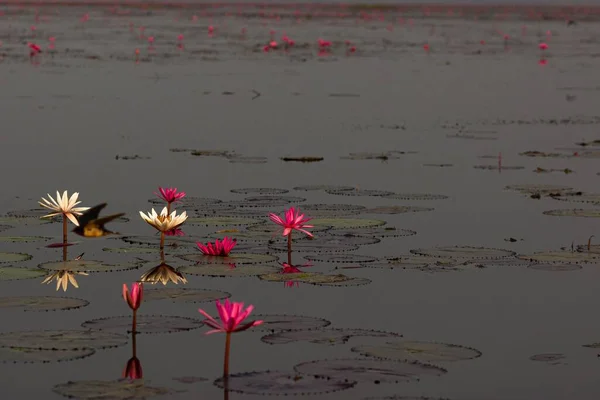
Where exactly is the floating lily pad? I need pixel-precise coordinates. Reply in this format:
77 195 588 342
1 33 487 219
410 246 515 260
310 218 386 229
246 224 330 234
330 228 417 238
259 272 371 287
216 208 272 218
550 193 600 205
362 206 435 215
505 184 573 195
305 254 379 263
365 256 453 271
293 185 355 192
103 247 160 254
529 353 565 363
213 371 355 395
341 152 415 161
148 196 222 207
0 296 89 312
0 236 51 243
381 193 449 201
231 188 289 195
53 380 176 399
473 165 525 170
187 217 263 226
120 235 197 247
326 189 394 197
81 315 204 334
294 358 446 383
144 288 230 303
178 264 279 277
193 204 238 215
528 263 582 271
0 347 95 364
261 328 402 345
230 195 306 208
0 266 47 281
39 260 140 273
0 252 32 264
0 329 128 350
0 216 51 226
268 242 358 253
281 156 324 163
298 204 366 217
352 341 482 362
172 376 208 384
178 253 277 265
518 251 600 263
6 208 49 218
252 314 331 332
313 235 381 246
207 230 275 243
543 209 600 218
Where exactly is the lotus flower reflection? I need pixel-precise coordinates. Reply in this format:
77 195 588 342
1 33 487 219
140 261 187 285
198 299 263 378
197 237 237 256
42 269 88 292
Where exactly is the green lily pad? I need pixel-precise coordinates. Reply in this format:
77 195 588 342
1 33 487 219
505 184 573 195
268 241 358 253
0 236 51 243
551 193 600 205
0 216 51 226
382 193 449 201
294 358 446 383
0 266 46 281
310 218 386 229
410 246 515 259
361 206 435 215
213 371 356 395
305 254 379 263
261 328 402 345
39 260 141 273
82 315 204 334
0 252 32 264
293 185 355 192
178 253 277 265
330 228 417 238
178 264 279 277
297 204 366 217
187 217 263 226
103 247 160 254
518 251 600 263
0 347 95 364
369 256 464 272
0 296 89 312
231 188 289 195
53 380 176 399
230 195 306 208
543 209 600 217
529 353 565 363
144 288 230 304
528 263 582 271
0 329 128 350
259 272 371 287
352 340 482 362
252 314 331 332
326 189 394 197
246 223 330 234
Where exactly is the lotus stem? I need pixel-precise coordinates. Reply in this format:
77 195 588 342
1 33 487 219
287 233 292 265
62 213 68 244
223 331 231 379
160 248 165 263
132 309 137 334
167 202 171 214
588 235 595 251
160 231 165 251
132 330 137 358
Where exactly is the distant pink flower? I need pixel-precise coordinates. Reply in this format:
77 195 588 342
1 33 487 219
28 43 41 56
269 207 313 238
317 38 331 47
155 187 185 204
539 42 548 50
123 282 143 310
269 40 278 49
198 299 263 335
197 237 236 256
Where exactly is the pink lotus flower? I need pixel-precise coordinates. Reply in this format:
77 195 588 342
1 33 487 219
123 282 143 310
122 357 142 380
155 187 185 204
197 237 236 256
198 299 263 335
268 207 313 238
539 42 548 50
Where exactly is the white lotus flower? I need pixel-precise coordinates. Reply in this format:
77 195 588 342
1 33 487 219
139 207 187 233
39 191 90 226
